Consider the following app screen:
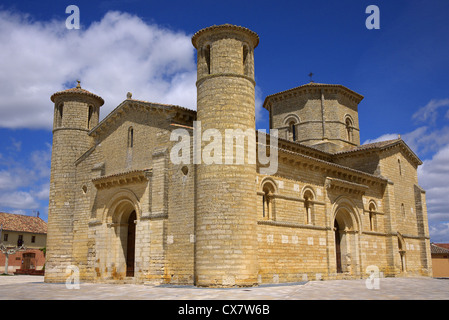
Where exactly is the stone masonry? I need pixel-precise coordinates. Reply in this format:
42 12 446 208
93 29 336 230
44 24 432 287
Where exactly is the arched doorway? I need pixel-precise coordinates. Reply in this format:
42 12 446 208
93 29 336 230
126 210 136 277
333 204 360 275
106 197 138 279
334 219 342 273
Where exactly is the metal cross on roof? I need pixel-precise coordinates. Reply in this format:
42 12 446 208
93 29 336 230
308 72 314 83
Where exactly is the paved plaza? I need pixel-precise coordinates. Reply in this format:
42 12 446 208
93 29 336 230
0 275 448 300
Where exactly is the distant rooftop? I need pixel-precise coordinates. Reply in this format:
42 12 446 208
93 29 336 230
431 243 449 254
0 212 47 234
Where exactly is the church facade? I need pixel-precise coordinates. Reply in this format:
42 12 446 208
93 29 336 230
44 24 432 287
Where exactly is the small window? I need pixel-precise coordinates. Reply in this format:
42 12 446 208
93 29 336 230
3 234 8 241
243 45 250 76
205 45 211 74
398 159 402 176
88 105 93 129
289 121 297 141
369 202 376 231
56 103 63 127
128 127 134 148
31 235 36 243
17 235 24 247
401 203 405 216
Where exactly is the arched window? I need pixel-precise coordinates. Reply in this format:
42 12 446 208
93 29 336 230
243 45 250 76
398 233 406 272
262 181 276 220
369 202 376 231
303 189 314 225
398 159 402 176
205 45 211 74
128 127 134 148
289 121 297 141
56 103 63 127
345 117 353 142
284 115 300 142
401 203 405 216
88 105 93 129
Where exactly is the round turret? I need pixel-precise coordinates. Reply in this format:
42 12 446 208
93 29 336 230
193 24 259 287
45 81 103 283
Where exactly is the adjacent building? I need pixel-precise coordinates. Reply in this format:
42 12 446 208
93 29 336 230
431 243 449 278
0 212 47 274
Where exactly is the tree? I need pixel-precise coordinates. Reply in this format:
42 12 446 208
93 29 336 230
1 243 26 275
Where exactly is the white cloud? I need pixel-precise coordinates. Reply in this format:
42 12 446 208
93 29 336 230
403 126 449 157
30 143 52 178
430 223 449 243
0 167 34 191
418 144 449 242
0 138 51 213
0 191 39 209
412 98 449 125
362 125 449 158
0 10 197 129
362 133 399 145
361 101 449 242
32 183 50 201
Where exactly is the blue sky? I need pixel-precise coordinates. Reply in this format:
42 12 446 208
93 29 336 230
0 0 448 242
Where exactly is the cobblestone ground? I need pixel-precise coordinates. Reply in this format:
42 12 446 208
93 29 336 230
1 275 449 300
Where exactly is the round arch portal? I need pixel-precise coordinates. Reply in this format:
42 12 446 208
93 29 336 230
332 199 361 275
102 190 141 280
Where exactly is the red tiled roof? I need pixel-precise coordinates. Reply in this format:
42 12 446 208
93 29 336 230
0 212 47 234
434 243 449 250
431 243 449 255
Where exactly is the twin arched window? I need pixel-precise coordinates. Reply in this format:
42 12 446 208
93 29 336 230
260 182 317 225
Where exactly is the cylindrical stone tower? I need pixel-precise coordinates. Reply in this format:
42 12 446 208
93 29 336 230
45 81 103 283
192 24 259 287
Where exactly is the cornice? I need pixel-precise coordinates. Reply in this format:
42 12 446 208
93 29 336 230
263 82 364 110
92 168 152 190
192 24 259 49
333 139 423 166
89 99 196 138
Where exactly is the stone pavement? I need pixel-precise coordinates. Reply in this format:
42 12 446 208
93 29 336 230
1 275 449 300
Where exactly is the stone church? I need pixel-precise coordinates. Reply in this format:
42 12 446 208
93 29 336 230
45 24 432 286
